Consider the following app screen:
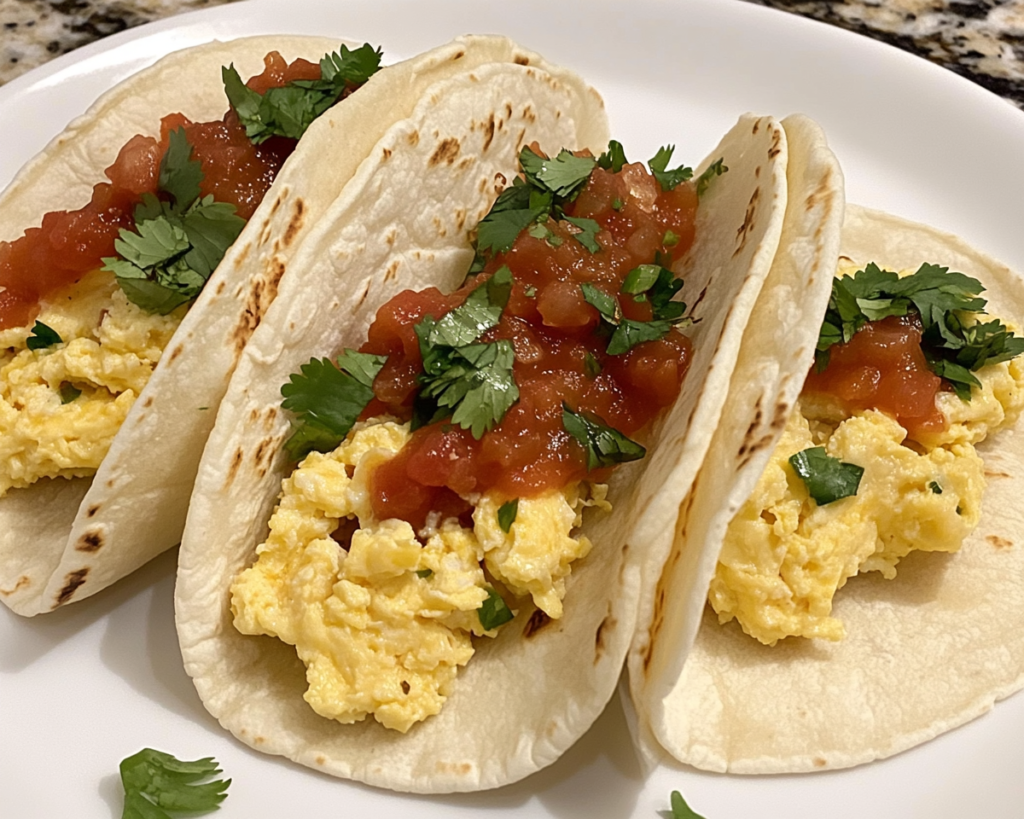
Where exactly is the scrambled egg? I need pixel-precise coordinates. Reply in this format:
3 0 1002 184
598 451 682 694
231 419 608 732
710 355 1024 645
0 270 183 496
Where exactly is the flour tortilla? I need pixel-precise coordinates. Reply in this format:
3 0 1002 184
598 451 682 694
0 35 606 616
641 204 1024 773
175 111 791 792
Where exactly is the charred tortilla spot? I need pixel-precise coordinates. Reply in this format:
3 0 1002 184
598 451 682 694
514 55 530 65
253 438 272 470
86 505 100 518
167 344 184 365
690 284 710 316
429 137 461 167
522 104 536 123
55 568 89 606
523 609 552 638
406 129 419 147
254 736 265 745
216 280 227 295
752 118 761 134
451 50 465 60
455 209 467 231
386 229 397 246
432 217 447 238
482 113 496 152
282 199 305 248
458 157 474 172
505 102 513 119
233 259 286 354
75 532 103 548
315 755 326 765
515 127 527 151
594 614 616 660
225 448 244 488
232 241 251 269
733 187 761 257
986 535 1013 549
435 762 473 776
270 194 284 216
754 165 761 178
813 757 827 768
385 260 401 281
142 396 154 409
0 575 31 597
984 469 1012 479
356 280 371 309
382 147 392 161
768 127 783 160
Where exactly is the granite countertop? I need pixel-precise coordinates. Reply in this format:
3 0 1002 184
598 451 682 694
1 0 1024 109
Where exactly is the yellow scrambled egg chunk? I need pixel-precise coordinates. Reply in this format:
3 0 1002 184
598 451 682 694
0 270 182 496
231 419 603 731
710 355 1024 645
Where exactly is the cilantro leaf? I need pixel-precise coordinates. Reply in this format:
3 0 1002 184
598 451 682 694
26 320 62 350
564 216 602 253
478 587 514 630
622 264 686 320
648 145 693 192
476 182 552 255
583 351 602 379
562 403 646 470
428 267 512 347
519 147 596 199
607 319 675 355
415 568 434 579
695 157 728 198
498 498 519 533
597 140 628 173
59 382 82 404
581 283 619 322
224 44 382 144
281 353 387 459
582 271 688 356
668 789 707 819
159 128 203 211
929 481 943 494
119 748 229 819
788 447 863 505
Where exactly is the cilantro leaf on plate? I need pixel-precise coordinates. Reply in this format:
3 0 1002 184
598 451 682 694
119 748 229 819
281 352 387 460
562 403 646 470
788 447 863 505
26 320 62 350
224 43 383 144
668 789 707 819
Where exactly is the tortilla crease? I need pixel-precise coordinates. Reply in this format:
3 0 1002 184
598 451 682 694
175 110 790 792
642 204 1024 774
0 35 607 616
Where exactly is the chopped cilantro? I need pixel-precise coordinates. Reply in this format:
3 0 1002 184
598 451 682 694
562 403 646 470
478 587 514 630
497 498 519 533
815 262 1024 400
524 285 538 298
564 215 602 253
26 321 62 350
59 382 81 404
648 145 693 192
695 158 728 198
597 140 628 173
929 481 943 494
102 128 245 314
611 197 624 212
581 267 688 356
668 789 707 819
519 147 596 199
584 351 602 379
415 268 519 438
280 352 387 460
476 180 551 255
223 43 382 144
663 229 680 248
789 447 863 505
581 282 619 321
415 568 434 579
119 748 229 819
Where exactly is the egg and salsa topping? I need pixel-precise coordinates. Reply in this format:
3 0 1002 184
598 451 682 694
709 261 1024 645
0 44 382 497
231 142 729 731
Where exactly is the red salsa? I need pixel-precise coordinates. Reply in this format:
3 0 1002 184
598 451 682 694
0 51 320 331
363 161 697 529
803 313 946 438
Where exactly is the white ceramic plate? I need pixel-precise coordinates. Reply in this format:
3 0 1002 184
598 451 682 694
2 1 1023 817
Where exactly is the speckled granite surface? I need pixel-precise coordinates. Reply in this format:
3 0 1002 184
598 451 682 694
1 0 1023 107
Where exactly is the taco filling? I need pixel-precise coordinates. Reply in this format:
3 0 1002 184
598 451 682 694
0 44 381 496
231 142 727 731
709 261 1024 645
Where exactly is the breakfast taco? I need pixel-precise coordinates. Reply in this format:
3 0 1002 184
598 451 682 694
173 111 845 792
0 35 605 616
631 204 1024 773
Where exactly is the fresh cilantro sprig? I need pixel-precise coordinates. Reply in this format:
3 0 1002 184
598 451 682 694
26 320 62 350
562 403 646 470
580 264 689 356
413 267 519 438
102 128 246 314
648 145 693 192
597 140 628 173
816 262 1024 400
695 158 728 198
281 350 387 459
119 748 229 819
478 587 514 630
223 43 383 144
789 447 863 505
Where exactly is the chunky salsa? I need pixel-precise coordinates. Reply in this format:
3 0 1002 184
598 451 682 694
359 156 698 529
0 51 329 331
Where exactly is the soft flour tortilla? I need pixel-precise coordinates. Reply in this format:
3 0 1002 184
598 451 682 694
0 35 606 616
175 111 791 792
641 204 1024 773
